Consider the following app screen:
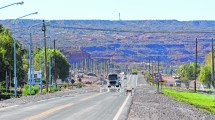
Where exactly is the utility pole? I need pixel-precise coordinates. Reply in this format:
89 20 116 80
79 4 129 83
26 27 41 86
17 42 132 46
212 38 214 89
149 57 151 75
42 20 48 92
29 32 33 95
158 56 160 73
54 39 57 87
157 56 160 93
151 60 154 75
195 38 197 92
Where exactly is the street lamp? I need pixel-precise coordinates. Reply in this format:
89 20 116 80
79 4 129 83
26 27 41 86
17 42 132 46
38 36 51 93
28 21 50 95
0 1 24 10
13 12 38 97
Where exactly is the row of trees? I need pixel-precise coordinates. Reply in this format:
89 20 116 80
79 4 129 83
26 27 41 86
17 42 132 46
33 48 70 81
177 51 215 88
0 24 25 85
0 24 70 87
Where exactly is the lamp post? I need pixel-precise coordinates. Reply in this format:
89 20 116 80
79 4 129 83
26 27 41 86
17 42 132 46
0 1 24 10
13 12 38 97
211 38 214 89
39 38 43 93
48 37 53 87
38 36 51 93
28 21 49 95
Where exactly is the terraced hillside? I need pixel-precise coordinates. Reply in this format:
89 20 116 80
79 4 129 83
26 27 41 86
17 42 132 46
1 20 215 64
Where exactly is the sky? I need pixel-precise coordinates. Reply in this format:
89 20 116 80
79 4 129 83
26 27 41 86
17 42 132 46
0 0 215 21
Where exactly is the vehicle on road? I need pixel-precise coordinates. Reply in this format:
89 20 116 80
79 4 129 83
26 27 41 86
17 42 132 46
87 72 97 77
107 73 121 87
78 71 84 78
175 79 182 87
131 68 138 75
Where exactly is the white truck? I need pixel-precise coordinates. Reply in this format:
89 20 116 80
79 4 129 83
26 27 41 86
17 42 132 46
107 73 121 87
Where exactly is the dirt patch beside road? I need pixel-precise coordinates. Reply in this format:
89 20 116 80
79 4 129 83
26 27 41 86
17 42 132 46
127 75 215 120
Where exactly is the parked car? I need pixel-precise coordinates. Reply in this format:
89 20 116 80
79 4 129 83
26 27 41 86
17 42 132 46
87 72 97 77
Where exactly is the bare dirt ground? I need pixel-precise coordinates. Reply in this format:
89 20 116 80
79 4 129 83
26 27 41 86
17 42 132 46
127 75 215 120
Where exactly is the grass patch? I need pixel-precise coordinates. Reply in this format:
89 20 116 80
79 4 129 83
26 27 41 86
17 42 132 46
163 89 215 114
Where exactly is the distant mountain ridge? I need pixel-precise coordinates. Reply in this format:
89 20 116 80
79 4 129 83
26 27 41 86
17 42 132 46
0 19 215 65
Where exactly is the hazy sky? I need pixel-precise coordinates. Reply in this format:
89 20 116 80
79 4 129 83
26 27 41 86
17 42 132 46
0 0 214 20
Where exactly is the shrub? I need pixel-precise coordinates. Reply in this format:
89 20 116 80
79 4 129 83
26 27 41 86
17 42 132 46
61 84 72 89
0 92 13 99
42 89 47 94
76 83 82 88
62 84 67 89
0 82 6 91
53 86 60 91
49 86 58 92
32 86 39 93
21 84 37 96
85 81 92 84
169 84 173 87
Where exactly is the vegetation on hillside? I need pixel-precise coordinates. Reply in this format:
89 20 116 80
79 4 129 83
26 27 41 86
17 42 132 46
1 20 215 64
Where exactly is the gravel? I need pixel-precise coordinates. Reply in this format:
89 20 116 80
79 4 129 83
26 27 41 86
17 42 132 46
0 87 99 108
127 76 215 120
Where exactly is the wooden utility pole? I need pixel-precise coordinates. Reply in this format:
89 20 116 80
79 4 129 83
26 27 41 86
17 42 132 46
195 38 197 92
42 20 48 92
54 39 57 87
211 38 214 88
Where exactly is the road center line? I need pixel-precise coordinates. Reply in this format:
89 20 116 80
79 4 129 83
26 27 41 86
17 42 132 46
79 93 103 102
25 103 73 120
113 95 130 120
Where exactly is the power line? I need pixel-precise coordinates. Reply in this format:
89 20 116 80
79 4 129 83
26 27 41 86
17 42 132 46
49 25 215 34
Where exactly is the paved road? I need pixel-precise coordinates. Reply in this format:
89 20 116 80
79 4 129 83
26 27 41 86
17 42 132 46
0 75 138 120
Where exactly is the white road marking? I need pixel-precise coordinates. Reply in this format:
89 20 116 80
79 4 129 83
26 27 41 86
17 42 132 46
0 105 19 110
136 75 138 87
113 95 130 120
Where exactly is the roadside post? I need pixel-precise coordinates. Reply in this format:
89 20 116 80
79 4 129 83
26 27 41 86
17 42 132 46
155 73 161 93
159 80 165 90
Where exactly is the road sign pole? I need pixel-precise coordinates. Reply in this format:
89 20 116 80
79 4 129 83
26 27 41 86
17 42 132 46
155 73 161 93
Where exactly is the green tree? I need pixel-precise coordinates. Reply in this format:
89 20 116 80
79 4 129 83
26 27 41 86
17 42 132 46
0 25 25 84
177 62 200 88
201 51 215 88
198 65 211 88
33 48 70 82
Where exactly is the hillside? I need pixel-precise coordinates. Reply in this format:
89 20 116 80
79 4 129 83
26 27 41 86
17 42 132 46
1 20 215 65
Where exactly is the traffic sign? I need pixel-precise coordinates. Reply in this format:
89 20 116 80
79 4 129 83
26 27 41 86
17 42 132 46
155 73 161 80
149 77 154 82
159 80 165 85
